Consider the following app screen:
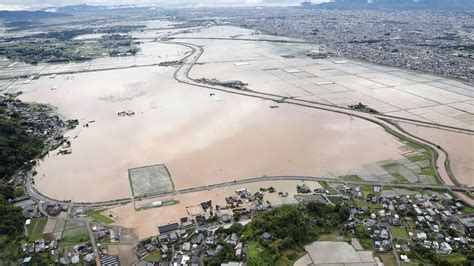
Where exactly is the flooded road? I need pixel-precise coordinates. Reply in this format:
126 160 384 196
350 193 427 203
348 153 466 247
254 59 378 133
17 24 472 203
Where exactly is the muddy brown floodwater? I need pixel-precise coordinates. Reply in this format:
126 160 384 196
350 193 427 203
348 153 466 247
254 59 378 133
401 123 474 186
112 180 321 239
20 64 404 202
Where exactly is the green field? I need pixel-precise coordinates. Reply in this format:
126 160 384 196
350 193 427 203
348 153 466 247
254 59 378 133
145 251 162 262
27 218 47 240
327 196 343 205
407 152 430 162
390 227 409 239
353 200 382 210
248 240 305 265
64 220 86 230
87 209 114 224
419 167 436 176
248 241 264 263
391 173 409 183
382 162 399 168
62 226 89 243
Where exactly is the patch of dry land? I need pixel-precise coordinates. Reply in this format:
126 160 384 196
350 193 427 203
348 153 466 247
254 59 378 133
296 241 376 265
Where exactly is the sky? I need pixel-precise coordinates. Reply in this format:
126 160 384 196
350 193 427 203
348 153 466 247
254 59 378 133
0 0 329 10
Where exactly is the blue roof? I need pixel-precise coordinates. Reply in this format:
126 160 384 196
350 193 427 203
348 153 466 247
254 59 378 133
159 223 179 233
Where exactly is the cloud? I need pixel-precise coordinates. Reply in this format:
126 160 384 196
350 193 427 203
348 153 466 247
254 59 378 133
0 0 305 10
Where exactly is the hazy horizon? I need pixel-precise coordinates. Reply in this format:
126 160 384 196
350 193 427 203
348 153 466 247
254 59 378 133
0 0 331 11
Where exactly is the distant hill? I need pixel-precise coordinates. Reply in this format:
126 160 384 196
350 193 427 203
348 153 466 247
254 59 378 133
0 10 71 21
53 4 106 13
52 4 152 14
301 0 474 10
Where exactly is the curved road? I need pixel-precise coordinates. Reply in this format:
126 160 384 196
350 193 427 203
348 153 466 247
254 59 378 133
24 27 474 208
161 33 474 205
26 171 474 208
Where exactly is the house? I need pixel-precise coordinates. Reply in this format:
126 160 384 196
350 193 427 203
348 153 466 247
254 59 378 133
113 227 121 241
400 255 410 263
235 243 243 257
258 202 270 211
136 260 154 266
71 255 80 264
85 254 95 263
191 256 200 266
262 232 271 240
374 241 381 249
297 184 311 193
176 229 187 238
150 237 159 246
182 242 191 252
35 240 45 253
145 244 156 252
439 242 452 254
100 254 119 266
181 255 190 265
192 234 204 245
220 213 232 223
227 233 238 245
158 234 169 243
380 229 389 239
169 232 178 241
158 223 179 234
180 217 195 228
22 257 32 266
49 240 57 250
417 232 427 240
460 217 474 236
136 243 148 257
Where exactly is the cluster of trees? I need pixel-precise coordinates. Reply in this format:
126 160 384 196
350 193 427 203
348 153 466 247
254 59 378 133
242 203 350 264
0 183 25 264
0 42 95 64
0 106 44 179
0 103 51 263
205 224 244 266
410 244 470 266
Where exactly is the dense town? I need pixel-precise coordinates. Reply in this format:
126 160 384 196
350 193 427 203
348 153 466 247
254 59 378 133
0 3 473 266
169 7 474 84
12 178 473 265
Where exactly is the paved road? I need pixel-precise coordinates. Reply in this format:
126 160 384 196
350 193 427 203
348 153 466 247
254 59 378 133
22 27 474 208
26 172 474 208
161 34 474 205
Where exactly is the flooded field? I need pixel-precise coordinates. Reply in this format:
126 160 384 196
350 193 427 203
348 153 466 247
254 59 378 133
401 123 474 186
19 62 404 202
13 24 471 204
112 180 322 239
178 26 473 130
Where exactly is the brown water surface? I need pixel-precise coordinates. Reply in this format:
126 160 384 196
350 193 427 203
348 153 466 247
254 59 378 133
401 123 474 186
20 66 404 202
